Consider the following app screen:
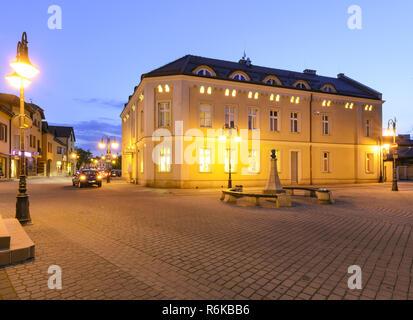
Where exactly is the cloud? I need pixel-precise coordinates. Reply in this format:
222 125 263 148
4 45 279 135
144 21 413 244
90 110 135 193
73 98 125 109
49 120 121 155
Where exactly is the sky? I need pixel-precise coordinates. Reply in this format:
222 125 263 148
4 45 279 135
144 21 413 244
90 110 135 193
0 0 412 155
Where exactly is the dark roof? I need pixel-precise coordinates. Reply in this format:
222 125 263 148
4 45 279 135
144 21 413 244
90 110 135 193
47 125 76 141
0 93 45 119
141 55 382 100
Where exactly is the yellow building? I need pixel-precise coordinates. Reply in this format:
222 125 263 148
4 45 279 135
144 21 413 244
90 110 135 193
120 55 383 188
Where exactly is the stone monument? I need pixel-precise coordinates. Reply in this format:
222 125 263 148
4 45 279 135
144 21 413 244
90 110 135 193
264 149 285 194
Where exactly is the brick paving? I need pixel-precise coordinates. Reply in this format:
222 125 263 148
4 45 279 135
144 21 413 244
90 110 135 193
0 178 413 300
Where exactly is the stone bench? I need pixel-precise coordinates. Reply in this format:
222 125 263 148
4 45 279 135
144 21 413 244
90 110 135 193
220 190 292 208
283 187 334 204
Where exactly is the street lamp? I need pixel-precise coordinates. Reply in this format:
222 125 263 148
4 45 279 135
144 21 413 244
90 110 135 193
5 32 39 225
386 118 398 191
98 136 119 183
220 123 241 189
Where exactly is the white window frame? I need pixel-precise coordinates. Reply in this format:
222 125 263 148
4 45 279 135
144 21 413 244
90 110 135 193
270 109 280 132
233 73 247 81
199 103 212 128
322 114 329 135
224 105 236 128
157 101 171 127
197 68 212 77
158 146 172 173
366 153 374 173
199 147 212 173
224 148 237 173
248 107 258 130
247 149 260 174
321 151 330 173
365 119 371 137
290 112 300 133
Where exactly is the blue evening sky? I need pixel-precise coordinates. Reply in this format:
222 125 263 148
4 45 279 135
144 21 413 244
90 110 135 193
1 0 412 154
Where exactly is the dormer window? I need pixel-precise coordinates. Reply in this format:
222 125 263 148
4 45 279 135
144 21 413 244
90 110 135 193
293 80 310 90
233 73 247 81
320 84 337 93
197 69 212 77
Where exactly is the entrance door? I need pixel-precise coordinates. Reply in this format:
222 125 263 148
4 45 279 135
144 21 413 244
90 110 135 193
291 151 298 184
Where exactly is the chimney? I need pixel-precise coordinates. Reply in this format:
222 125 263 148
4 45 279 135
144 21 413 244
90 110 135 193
303 69 316 75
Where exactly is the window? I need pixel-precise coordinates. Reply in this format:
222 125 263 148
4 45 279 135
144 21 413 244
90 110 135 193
197 69 212 77
57 146 65 155
266 79 277 85
199 104 212 128
199 148 212 172
270 110 279 132
365 119 371 137
232 73 247 81
295 82 309 89
248 150 260 173
158 147 171 172
248 108 258 130
0 124 7 142
140 110 144 132
322 115 329 135
322 152 330 173
366 153 374 173
158 102 170 127
225 106 235 128
290 112 299 133
48 142 52 153
140 150 144 173
224 149 237 172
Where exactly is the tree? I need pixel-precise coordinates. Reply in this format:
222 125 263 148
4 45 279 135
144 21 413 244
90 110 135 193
75 147 93 170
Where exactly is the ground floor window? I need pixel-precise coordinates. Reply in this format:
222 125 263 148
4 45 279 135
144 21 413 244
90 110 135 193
0 157 6 178
322 152 330 173
247 150 260 173
199 148 212 172
140 150 144 173
158 147 171 172
224 149 237 173
366 153 374 173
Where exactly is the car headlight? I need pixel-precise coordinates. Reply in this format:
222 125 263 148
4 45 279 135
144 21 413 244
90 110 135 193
80 175 86 180
97 175 102 180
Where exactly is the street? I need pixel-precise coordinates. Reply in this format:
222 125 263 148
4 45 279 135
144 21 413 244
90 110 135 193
1 178 413 300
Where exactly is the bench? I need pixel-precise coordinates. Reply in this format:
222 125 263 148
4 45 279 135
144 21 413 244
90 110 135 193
283 187 334 204
220 190 292 208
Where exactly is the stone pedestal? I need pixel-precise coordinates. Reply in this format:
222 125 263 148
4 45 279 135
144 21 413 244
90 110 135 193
264 149 285 195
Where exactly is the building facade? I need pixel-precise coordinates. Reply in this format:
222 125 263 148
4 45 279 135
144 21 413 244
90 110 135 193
121 55 383 188
0 93 76 179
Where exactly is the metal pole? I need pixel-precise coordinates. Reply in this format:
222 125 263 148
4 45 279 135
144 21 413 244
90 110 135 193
228 135 232 189
16 78 31 224
392 120 398 191
106 137 111 183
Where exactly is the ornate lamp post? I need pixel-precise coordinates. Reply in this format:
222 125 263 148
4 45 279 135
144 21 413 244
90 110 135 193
220 123 241 189
385 118 398 191
98 136 119 183
5 32 39 225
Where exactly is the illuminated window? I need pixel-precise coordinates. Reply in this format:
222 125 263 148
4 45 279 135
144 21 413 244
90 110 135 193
199 103 212 128
158 102 170 127
157 85 163 93
158 147 171 172
140 150 144 173
225 106 235 128
290 112 299 133
248 108 258 130
366 153 374 173
365 119 371 137
200 86 205 94
224 148 237 172
322 115 329 135
225 89 230 96
199 148 212 172
322 152 330 173
270 110 279 132
248 150 260 173
207 86 212 94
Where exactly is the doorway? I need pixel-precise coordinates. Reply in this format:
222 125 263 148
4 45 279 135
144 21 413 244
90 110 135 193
291 151 298 184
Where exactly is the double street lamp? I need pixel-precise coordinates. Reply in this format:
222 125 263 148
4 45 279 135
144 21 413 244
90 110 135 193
98 136 119 183
5 32 39 225
220 123 241 189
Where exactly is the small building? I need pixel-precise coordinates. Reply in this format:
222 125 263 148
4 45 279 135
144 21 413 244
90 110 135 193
384 134 413 181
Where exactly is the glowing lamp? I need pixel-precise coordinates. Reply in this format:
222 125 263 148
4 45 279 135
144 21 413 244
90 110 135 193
111 141 119 149
234 136 242 143
6 72 31 89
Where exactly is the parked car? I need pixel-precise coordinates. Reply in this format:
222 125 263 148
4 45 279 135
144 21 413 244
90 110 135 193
111 169 121 177
72 169 103 188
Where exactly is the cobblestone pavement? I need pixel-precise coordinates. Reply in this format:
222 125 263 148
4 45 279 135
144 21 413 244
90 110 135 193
1 178 413 300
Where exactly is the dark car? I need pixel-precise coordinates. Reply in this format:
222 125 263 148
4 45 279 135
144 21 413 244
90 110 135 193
111 170 121 177
72 169 103 188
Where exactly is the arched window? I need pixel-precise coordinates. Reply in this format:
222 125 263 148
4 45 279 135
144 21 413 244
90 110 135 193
197 69 212 77
293 80 310 90
233 73 247 81
193 65 216 77
320 84 336 93
263 76 282 86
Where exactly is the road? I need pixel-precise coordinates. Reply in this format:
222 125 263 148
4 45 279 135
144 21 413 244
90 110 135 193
0 178 413 300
